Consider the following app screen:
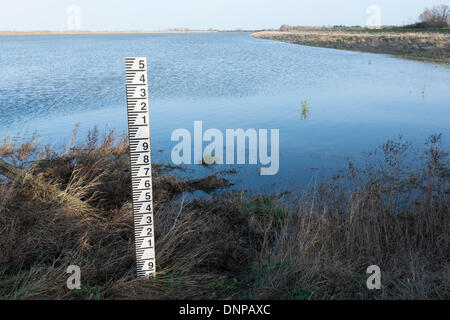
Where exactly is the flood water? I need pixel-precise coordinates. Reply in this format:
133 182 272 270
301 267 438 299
0 32 449 192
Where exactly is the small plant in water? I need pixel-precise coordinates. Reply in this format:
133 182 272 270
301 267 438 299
300 100 310 120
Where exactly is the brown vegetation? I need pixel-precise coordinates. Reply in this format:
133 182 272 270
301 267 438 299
417 4 450 28
252 30 450 64
0 130 449 299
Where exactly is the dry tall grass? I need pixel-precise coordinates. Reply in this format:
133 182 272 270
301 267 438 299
252 31 450 64
0 130 448 299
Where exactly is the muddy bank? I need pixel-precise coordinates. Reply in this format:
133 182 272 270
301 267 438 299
252 31 450 64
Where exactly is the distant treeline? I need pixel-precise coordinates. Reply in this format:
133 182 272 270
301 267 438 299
404 4 449 28
279 4 449 31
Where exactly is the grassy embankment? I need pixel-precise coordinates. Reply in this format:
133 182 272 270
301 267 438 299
252 29 450 64
0 129 449 299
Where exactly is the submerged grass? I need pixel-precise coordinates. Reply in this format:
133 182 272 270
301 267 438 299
0 129 448 299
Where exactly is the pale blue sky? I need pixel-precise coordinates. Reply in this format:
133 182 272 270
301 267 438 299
0 0 448 31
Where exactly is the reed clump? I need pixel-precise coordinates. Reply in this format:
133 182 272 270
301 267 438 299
0 130 448 299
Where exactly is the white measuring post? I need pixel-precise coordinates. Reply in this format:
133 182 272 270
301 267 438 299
125 57 156 278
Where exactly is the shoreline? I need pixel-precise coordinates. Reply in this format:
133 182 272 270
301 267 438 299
0 30 219 36
252 30 450 64
0 131 448 299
